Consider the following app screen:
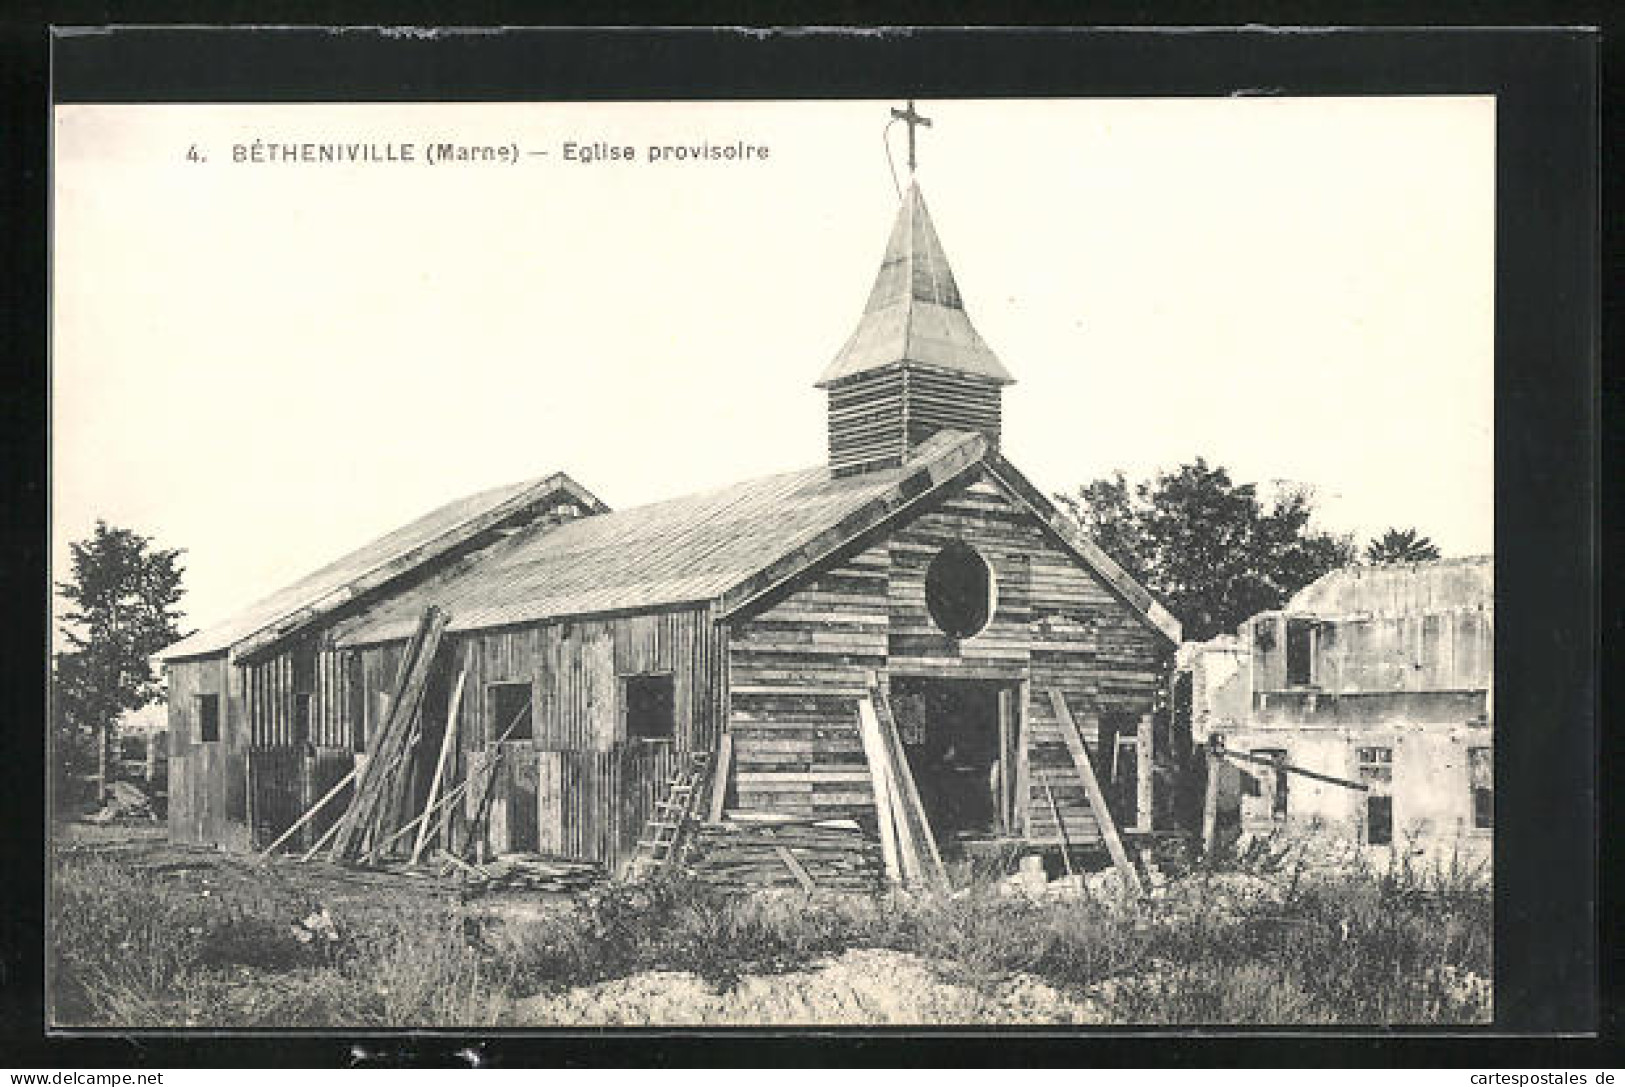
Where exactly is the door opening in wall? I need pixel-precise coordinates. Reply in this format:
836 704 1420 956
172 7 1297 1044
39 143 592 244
889 676 1015 850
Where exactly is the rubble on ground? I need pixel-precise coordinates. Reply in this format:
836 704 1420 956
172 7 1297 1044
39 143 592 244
85 781 156 824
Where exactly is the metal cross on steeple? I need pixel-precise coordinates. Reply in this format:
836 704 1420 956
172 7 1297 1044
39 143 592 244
890 99 932 173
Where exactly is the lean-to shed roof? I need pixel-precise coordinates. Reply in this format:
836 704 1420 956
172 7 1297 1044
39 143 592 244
156 472 606 662
331 431 987 646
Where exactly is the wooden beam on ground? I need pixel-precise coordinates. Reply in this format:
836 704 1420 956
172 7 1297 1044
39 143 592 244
411 668 466 865
707 731 734 825
762 828 817 892
1048 689 1143 897
854 697 902 884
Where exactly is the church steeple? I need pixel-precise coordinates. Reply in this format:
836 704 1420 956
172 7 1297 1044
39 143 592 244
819 178 1013 476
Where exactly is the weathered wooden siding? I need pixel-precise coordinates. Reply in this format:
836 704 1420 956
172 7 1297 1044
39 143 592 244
166 654 251 849
242 638 356 748
444 607 723 864
727 469 1170 842
468 743 680 868
728 545 887 817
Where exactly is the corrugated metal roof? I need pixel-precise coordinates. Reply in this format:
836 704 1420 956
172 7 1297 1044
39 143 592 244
329 442 968 646
157 473 603 661
818 181 1013 388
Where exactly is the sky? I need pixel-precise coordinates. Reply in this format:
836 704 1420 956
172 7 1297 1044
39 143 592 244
52 98 1494 641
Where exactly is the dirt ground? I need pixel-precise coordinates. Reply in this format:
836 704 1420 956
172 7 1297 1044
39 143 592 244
517 947 1109 1026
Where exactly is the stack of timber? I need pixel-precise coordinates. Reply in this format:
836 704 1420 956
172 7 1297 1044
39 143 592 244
322 606 448 864
447 852 606 895
688 814 884 893
857 679 949 889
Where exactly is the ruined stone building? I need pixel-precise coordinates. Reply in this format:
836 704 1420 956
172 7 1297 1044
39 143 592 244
1177 556 1494 863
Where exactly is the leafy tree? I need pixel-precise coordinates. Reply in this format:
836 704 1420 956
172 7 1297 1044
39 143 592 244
53 521 189 805
1365 527 1442 565
1056 458 1356 642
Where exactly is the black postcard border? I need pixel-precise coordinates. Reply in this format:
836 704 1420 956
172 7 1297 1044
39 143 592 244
2 18 1607 1067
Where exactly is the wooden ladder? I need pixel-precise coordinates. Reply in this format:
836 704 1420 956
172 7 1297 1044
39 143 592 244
628 752 710 879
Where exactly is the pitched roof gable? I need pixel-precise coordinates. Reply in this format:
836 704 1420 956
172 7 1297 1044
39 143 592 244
330 431 1180 648
156 472 607 662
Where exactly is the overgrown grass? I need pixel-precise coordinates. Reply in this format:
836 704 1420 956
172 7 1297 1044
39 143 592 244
51 846 1491 1027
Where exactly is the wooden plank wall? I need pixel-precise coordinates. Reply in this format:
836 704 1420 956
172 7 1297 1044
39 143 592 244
243 639 355 747
165 655 250 849
728 545 888 817
447 607 720 863
727 470 1169 843
454 608 719 755
827 369 907 475
901 368 1002 454
469 738 679 867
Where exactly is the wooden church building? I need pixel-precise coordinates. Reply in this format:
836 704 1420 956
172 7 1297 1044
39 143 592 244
159 150 1184 876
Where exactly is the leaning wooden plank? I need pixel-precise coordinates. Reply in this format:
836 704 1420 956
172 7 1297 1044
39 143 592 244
1048 689 1143 897
707 731 734 825
330 606 448 861
300 809 345 863
1222 748 1369 792
1043 783 1075 877
775 844 817 892
375 778 473 859
872 683 946 887
412 667 466 865
854 697 901 884
257 768 356 860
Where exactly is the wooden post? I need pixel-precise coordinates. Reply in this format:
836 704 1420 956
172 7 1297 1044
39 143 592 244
707 731 733 824
1048 689 1143 896
411 668 465 865
1136 713 1154 833
997 689 1013 835
1016 677 1031 838
1201 749 1221 859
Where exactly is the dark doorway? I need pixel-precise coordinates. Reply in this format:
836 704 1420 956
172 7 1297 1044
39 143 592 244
890 677 1011 847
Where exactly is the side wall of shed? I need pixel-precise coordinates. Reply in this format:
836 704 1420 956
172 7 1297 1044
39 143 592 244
444 606 724 867
166 655 251 849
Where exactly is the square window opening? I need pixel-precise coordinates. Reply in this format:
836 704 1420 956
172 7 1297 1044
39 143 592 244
488 682 533 742
1254 747 1289 818
625 674 675 742
198 694 220 742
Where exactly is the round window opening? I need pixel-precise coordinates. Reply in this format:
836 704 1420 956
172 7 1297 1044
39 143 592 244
924 542 996 639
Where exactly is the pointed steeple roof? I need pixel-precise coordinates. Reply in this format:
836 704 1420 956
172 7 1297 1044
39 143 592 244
818 181 1013 388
